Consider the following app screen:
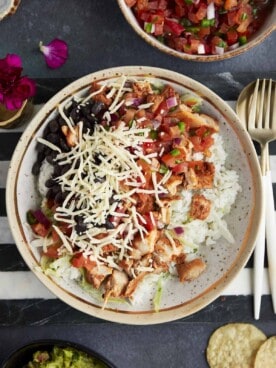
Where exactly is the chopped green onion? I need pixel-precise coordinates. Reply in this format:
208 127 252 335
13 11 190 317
180 17 192 27
184 26 200 33
159 164 169 174
201 18 215 27
157 35 165 44
129 119 134 128
218 40 227 48
203 129 211 137
170 148 180 156
240 12 248 21
26 210 37 225
150 129 158 140
239 35 247 45
184 0 193 4
144 22 154 34
177 121 186 132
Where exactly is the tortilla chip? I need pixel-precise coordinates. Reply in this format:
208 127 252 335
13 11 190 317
206 323 267 368
254 336 276 368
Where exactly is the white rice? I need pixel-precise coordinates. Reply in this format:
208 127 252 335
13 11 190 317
170 133 241 251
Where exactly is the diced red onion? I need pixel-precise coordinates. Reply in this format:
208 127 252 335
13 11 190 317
174 226 184 235
166 96 178 109
33 210 51 229
193 0 200 4
228 42 240 50
197 44 206 54
173 137 182 145
215 46 225 55
207 2 215 20
153 119 161 129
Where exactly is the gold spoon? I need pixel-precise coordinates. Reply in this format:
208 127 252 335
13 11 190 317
236 79 276 319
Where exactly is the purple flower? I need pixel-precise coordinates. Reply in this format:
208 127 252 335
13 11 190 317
39 38 68 69
0 54 36 111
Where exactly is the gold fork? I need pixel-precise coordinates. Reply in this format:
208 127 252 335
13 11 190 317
236 79 276 319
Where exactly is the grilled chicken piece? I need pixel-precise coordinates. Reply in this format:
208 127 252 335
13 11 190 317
132 81 153 98
124 272 147 298
169 104 219 132
131 229 160 260
118 258 134 276
153 234 182 267
90 82 112 106
176 258 206 282
183 162 215 190
86 264 113 289
147 94 164 113
164 175 182 195
104 270 129 298
190 194 211 220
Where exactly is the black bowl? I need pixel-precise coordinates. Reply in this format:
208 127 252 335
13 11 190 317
2 339 117 368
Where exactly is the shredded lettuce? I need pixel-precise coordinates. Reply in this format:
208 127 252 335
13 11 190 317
153 272 169 312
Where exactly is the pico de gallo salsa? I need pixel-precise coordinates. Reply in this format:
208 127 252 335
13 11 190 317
125 0 273 55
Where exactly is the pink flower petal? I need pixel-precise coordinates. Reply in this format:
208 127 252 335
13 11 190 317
0 53 36 110
5 54 22 68
39 38 68 69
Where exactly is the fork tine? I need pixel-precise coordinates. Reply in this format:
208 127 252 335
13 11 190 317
248 79 259 129
257 79 266 129
264 79 272 129
272 81 276 129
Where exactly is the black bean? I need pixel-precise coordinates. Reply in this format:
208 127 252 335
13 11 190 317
61 191 69 201
46 133 60 145
80 105 91 116
46 152 57 164
52 185 61 194
36 142 46 154
75 223 87 235
46 189 55 199
53 164 62 176
49 119 60 133
42 126 50 138
70 107 80 122
105 220 115 230
58 116 66 126
60 164 70 175
59 138 70 152
54 192 63 204
37 151 46 163
45 179 56 188
32 161 41 176
91 101 105 115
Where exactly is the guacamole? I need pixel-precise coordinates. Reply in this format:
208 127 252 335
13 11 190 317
24 346 108 368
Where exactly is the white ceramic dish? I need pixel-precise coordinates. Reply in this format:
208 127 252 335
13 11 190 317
6 66 262 324
117 0 276 62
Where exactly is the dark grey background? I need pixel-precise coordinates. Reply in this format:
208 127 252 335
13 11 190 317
0 0 275 78
0 1 275 367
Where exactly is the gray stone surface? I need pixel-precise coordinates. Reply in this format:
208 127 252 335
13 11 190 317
0 0 275 79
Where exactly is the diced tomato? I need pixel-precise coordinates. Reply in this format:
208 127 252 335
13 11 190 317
190 39 201 53
226 29 238 45
164 18 184 36
196 4 207 21
161 148 186 168
43 244 61 259
71 253 96 271
31 223 49 237
190 134 214 152
172 162 188 174
136 159 153 188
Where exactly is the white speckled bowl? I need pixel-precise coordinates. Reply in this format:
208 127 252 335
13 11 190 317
6 66 262 324
117 0 276 62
